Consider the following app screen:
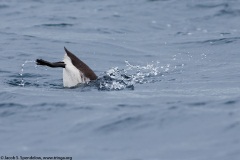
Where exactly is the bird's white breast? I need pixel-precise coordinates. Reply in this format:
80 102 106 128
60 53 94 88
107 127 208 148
63 54 90 87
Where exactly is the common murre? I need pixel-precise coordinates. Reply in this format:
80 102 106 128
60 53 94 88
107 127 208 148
36 47 97 87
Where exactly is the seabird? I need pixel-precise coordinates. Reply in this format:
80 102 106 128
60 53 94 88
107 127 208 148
36 47 97 87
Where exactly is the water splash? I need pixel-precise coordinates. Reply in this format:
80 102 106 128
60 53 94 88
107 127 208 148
125 60 160 83
98 67 134 90
16 60 183 90
97 61 173 91
19 60 36 87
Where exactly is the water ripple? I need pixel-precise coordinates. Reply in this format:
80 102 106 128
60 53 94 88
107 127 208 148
225 121 240 131
176 37 240 46
0 92 17 101
0 69 10 74
0 4 9 9
37 23 74 27
96 115 143 133
0 103 26 108
215 8 240 17
224 100 237 105
32 103 66 108
187 102 207 107
192 3 229 9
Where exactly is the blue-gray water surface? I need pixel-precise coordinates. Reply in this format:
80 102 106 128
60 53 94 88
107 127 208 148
0 0 240 160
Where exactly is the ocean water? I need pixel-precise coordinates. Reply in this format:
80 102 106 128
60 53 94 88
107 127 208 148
0 0 240 159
